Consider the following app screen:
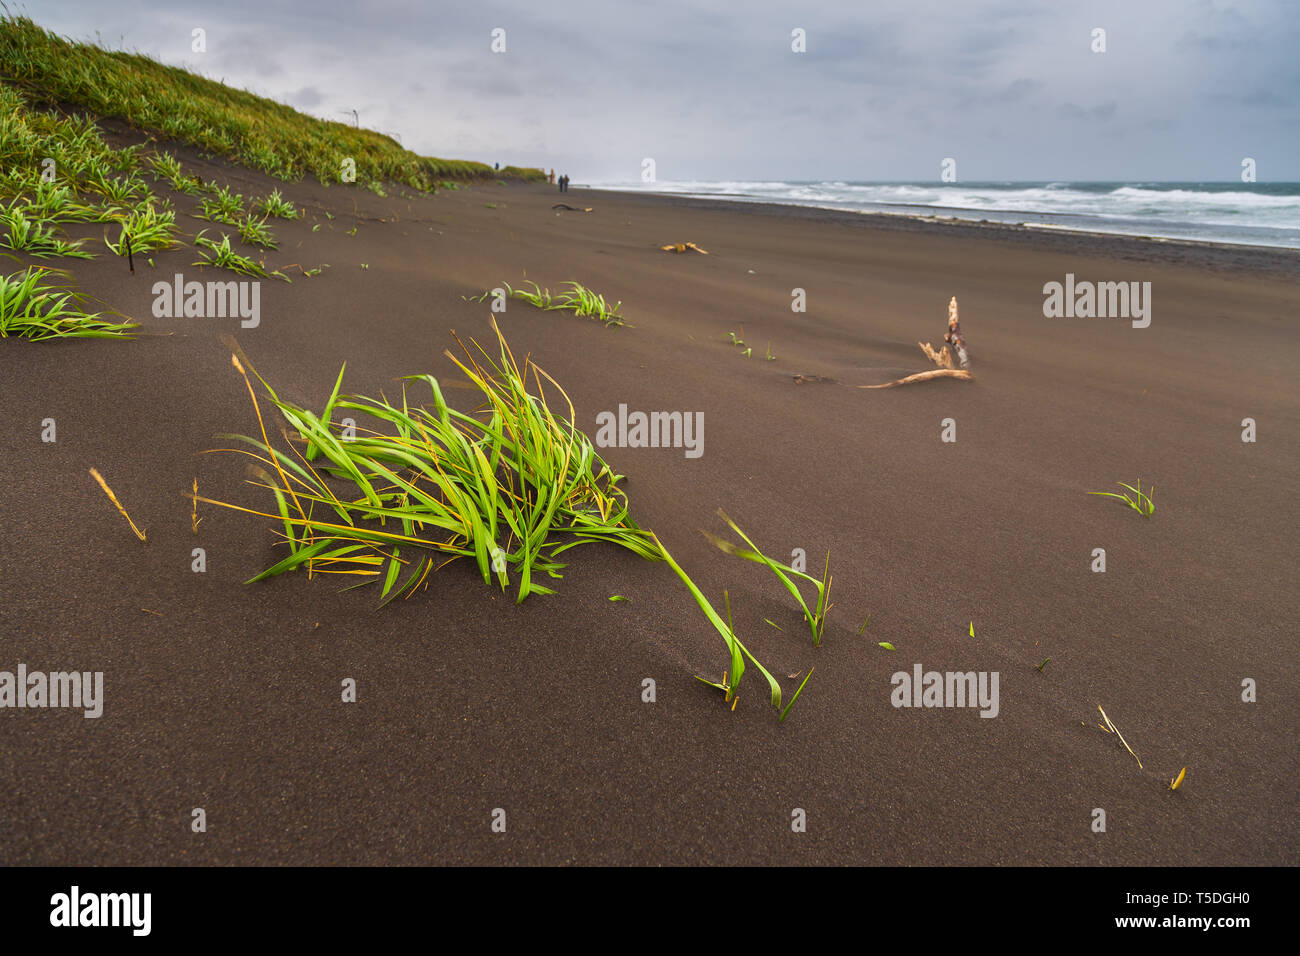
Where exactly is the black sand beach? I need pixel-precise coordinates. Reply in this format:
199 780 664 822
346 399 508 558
2 164 1297 865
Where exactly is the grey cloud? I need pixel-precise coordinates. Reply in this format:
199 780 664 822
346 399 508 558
22 0 1300 180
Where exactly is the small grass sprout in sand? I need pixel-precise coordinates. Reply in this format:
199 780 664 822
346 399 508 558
235 214 277 249
701 509 832 646
148 151 203 195
147 151 183 183
106 201 178 255
200 183 245 224
0 265 135 339
652 534 812 722
84 167 147 205
253 189 299 219
193 230 288 280
1088 480 1155 518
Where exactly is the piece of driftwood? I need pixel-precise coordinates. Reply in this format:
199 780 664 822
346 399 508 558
552 203 592 212
792 373 835 384
918 340 954 369
858 369 974 389
944 296 970 368
918 296 970 371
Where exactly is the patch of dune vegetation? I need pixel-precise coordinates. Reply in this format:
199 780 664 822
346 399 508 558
0 14 545 190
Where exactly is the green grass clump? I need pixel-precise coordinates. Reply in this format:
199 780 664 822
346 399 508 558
198 316 660 605
1087 480 1155 518
105 200 177 255
199 183 245 224
0 204 93 257
193 230 286 280
0 265 134 339
484 280 625 327
253 189 298 220
148 150 202 195
20 181 98 223
0 15 545 189
235 213 276 249
83 165 147 205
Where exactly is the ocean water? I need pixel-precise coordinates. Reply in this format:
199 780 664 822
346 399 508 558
586 180 1300 250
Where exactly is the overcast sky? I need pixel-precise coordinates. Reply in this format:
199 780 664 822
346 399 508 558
26 0 1300 182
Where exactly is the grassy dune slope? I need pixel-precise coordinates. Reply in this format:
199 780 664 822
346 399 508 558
0 14 543 190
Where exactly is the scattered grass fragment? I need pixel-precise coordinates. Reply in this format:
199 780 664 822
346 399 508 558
89 467 146 541
1097 703 1142 769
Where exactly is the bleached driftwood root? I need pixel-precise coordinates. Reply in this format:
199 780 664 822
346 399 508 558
918 297 969 369
858 369 974 389
868 296 974 387
918 340 954 368
944 296 970 368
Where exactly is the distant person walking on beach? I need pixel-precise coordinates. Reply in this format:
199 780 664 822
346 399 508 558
548 168 555 184
560 174 569 193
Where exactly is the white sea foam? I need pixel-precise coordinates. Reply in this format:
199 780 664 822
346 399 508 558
586 179 1300 248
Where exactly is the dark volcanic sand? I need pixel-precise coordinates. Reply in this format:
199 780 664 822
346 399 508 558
1 162 1297 865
